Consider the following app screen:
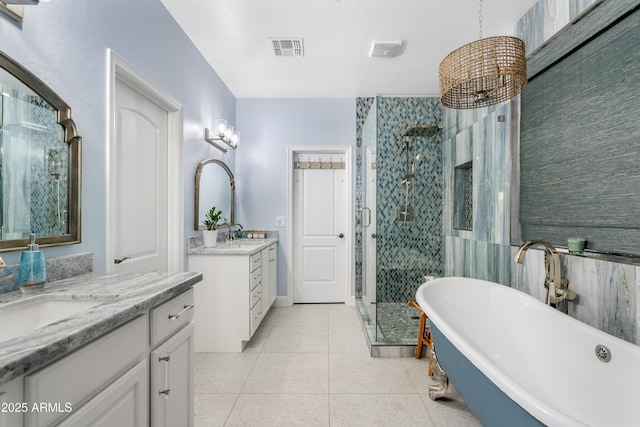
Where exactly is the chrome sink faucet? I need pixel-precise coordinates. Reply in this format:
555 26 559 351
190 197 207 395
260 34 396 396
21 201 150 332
226 223 243 242
514 240 576 307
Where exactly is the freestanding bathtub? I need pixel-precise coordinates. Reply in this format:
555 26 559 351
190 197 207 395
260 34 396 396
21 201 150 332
416 277 640 427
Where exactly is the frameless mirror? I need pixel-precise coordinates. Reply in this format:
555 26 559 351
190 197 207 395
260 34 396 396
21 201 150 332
0 50 81 251
194 159 235 230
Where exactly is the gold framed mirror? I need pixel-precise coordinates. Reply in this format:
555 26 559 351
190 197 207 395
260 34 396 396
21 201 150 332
194 159 235 230
0 49 81 251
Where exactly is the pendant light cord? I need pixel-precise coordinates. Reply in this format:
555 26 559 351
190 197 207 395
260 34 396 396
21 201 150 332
479 0 483 39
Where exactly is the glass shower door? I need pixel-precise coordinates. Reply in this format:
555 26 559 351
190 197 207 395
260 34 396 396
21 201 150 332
362 147 377 309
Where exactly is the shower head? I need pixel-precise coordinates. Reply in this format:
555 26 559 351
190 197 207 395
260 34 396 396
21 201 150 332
403 125 441 137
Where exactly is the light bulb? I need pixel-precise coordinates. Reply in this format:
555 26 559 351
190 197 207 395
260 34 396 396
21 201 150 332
230 130 240 148
216 119 227 137
224 125 234 142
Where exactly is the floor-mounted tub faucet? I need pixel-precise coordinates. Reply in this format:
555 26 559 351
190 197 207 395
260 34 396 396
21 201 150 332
514 240 576 309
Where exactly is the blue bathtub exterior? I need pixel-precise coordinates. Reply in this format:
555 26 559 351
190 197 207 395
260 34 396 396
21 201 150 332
431 323 546 427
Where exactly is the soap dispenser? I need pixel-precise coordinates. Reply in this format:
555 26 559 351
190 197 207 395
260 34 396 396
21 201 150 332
18 233 46 293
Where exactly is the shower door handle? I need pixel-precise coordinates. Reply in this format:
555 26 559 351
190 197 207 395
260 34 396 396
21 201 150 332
360 207 371 227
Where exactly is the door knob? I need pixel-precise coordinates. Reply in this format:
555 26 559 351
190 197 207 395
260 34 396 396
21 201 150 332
114 256 131 264
338 233 344 238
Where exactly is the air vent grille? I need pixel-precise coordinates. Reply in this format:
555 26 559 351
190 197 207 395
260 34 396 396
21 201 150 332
270 38 304 57
370 40 404 58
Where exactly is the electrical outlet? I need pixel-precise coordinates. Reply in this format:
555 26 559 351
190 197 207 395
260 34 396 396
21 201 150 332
276 216 286 227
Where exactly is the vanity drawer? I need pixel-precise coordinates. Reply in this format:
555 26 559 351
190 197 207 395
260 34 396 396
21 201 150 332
250 301 263 336
250 252 262 271
250 267 262 290
150 288 194 346
250 283 262 309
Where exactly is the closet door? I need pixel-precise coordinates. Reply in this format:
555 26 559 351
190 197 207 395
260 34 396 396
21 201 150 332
293 153 347 303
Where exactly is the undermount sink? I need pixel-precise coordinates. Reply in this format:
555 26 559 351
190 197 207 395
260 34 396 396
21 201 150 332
231 241 264 248
0 297 105 344
218 239 266 249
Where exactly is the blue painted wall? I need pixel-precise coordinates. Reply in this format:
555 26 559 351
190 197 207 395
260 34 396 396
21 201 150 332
236 98 356 297
0 0 236 271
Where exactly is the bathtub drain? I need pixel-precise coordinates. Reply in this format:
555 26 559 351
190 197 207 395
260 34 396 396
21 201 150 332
595 344 611 363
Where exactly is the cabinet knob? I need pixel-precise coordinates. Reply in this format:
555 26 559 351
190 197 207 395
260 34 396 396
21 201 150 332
158 355 170 362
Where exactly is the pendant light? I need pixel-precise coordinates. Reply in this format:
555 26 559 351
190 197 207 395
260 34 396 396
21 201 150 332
439 0 527 109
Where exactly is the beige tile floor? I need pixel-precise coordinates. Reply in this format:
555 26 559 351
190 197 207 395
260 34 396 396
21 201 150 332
194 304 482 427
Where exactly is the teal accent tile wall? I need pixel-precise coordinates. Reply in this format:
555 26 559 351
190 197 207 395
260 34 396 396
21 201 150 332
364 97 443 303
443 0 640 344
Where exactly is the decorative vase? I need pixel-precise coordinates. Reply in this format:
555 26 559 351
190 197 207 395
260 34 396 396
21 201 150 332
202 229 218 247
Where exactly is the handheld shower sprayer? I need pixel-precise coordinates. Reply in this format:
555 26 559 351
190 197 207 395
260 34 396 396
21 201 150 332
411 153 422 176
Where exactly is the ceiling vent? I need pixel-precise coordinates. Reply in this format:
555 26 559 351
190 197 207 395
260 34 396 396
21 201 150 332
270 38 304 57
370 40 404 58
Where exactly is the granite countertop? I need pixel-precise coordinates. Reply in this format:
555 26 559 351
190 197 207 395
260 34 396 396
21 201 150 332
187 237 278 255
0 271 202 386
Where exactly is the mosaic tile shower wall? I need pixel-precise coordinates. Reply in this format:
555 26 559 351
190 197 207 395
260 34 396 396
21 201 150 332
0 91 69 239
30 97 69 237
375 97 443 303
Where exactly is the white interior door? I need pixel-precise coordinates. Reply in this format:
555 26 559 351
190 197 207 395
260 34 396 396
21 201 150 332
110 77 168 273
293 153 347 303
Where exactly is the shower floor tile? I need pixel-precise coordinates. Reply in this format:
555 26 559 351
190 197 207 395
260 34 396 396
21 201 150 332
376 302 422 343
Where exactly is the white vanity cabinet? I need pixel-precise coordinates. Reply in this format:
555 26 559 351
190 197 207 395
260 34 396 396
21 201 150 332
261 243 277 316
249 251 264 337
189 243 277 352
149 289 195 427
56 360 148 427
0 375 24 427
25 314 149 427
11 288 195 427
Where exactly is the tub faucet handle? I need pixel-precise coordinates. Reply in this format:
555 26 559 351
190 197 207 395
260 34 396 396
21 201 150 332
555 287 577 303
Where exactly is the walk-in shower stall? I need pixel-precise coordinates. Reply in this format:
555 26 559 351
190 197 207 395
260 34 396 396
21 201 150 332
356 96 443 346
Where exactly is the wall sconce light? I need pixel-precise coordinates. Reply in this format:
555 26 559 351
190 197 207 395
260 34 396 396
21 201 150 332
204 119 240 152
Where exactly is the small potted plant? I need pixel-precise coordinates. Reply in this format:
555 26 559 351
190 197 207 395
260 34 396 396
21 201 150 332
202 206 223 247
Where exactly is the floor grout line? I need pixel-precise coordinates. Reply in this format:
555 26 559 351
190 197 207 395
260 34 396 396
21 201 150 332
195 304 480 427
